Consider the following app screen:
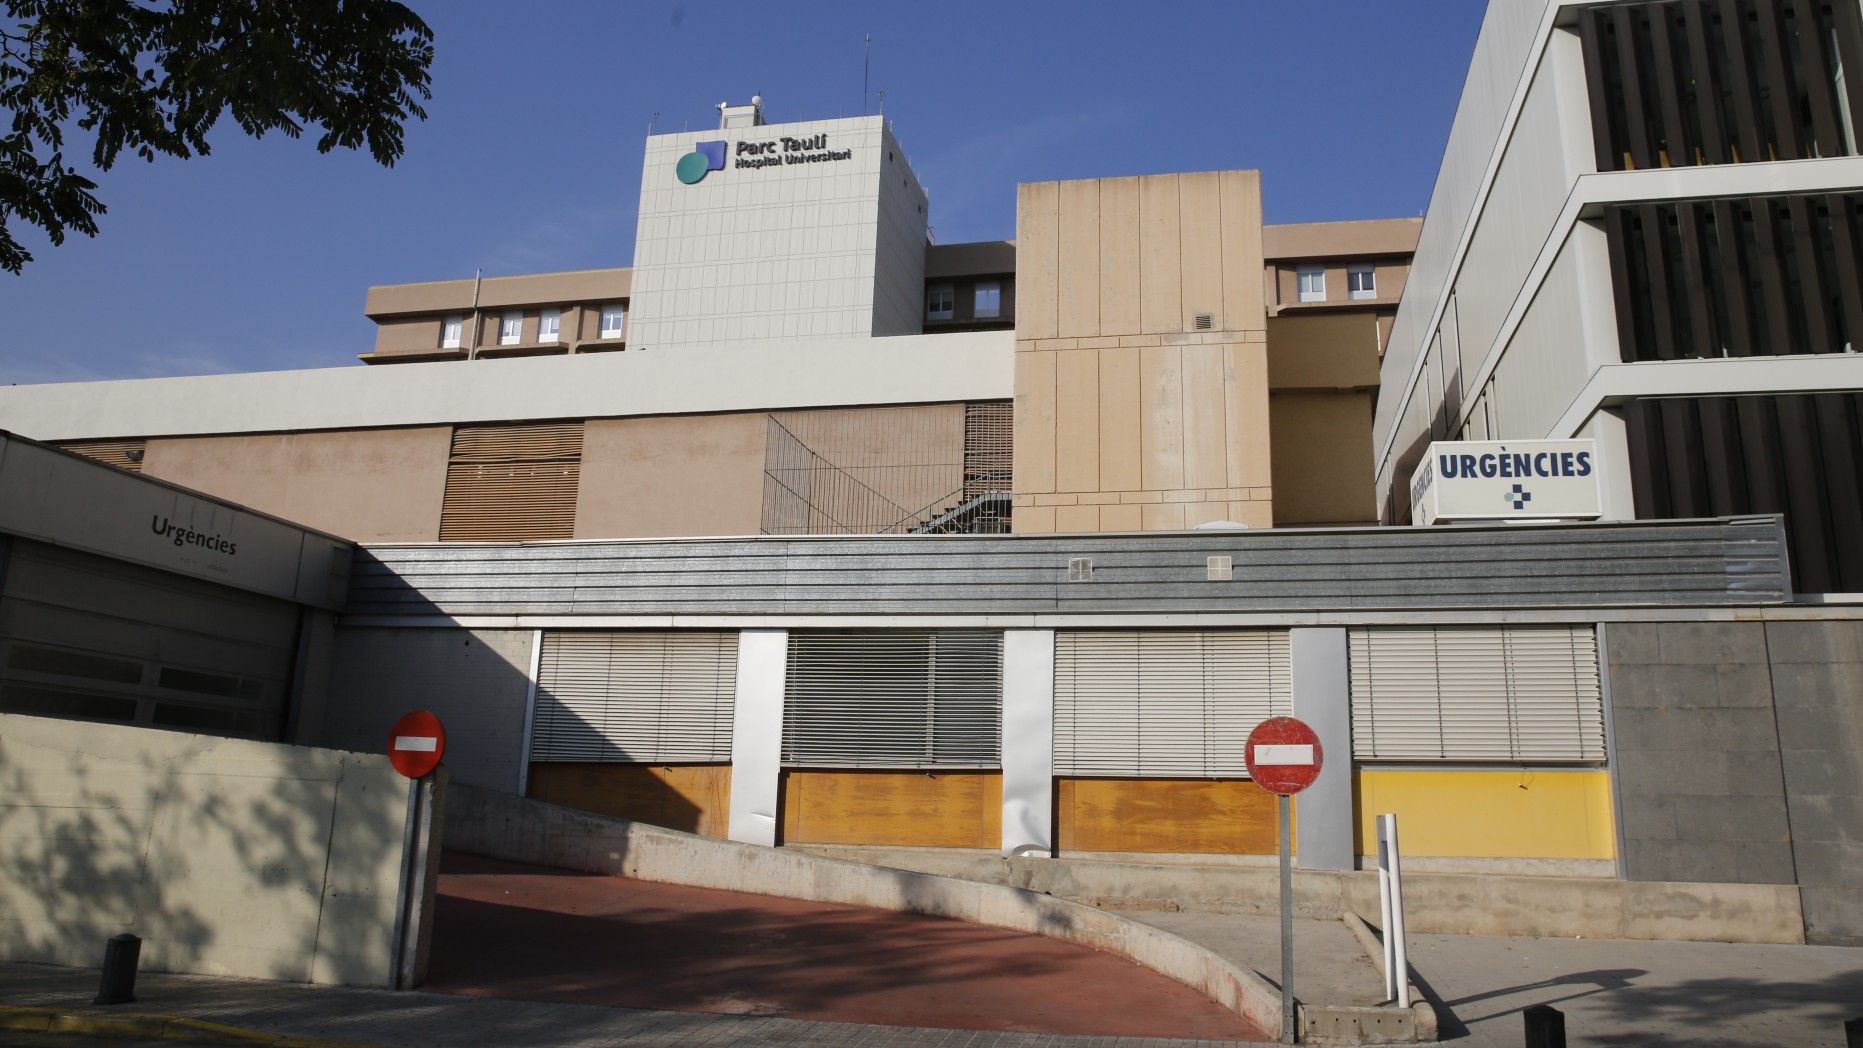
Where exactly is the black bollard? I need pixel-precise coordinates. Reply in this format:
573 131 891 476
1845 1016 1862 1048
93 933 141 1005
1523 1004 1565 1048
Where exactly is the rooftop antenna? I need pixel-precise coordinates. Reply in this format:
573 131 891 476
863 34 871 115
877 88 885 116
648 111 659 134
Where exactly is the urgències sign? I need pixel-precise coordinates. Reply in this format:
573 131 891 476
1410 439 1602 525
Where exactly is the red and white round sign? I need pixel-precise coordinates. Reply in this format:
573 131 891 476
387 710 446 779
1244 716 1323 795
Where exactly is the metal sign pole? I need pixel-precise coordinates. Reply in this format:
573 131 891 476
1279 792 1295 1044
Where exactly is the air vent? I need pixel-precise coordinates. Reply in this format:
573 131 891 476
1194 312 1214 331
1206 555 1233 581
1067 557 1094 583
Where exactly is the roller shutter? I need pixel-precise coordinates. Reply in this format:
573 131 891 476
440 422 582 541
1054 630 1292 777
1349 626 1604 762
782 630 1001 769
530 631 738 762
0 540 298 740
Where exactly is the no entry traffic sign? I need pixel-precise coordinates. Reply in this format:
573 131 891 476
1245 716 1324 795
387 710 446 779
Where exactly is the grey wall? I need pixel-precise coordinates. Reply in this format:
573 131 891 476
322 627 534 793
1607 618 1863 946
1766 620 1863 947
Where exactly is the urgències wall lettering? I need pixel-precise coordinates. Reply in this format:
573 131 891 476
1411 439 1603 525
151 514 237 556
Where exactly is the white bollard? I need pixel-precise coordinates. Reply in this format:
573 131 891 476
1376 813 1410 1008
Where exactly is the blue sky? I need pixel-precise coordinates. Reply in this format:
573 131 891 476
1 0 1486 384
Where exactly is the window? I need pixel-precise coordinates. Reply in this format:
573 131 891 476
599 303 625 339
440 314 464 349
1348 264 1376 300
538 308 561 343
1297 265 1325 303
974 281 1001 319
782 630 1002 769
499 311 522 345
926 285 954 321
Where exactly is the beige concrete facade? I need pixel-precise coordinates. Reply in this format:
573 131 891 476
1012 171 1272 533
361 268 633 362
575 413 769 539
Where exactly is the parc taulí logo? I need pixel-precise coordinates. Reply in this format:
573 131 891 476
676 141 726 184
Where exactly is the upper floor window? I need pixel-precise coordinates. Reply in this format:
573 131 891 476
500 312 522 345
600 304 625 339
539 308 561 343
1297 265 1326 303
440 314 464 349
927 285 955 321
974 282 1002 319
1348 264 1376 301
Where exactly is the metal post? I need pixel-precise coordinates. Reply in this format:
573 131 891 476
1383 813 1411 1009
93 933 141 1005
1279 792 1296 1044
1377 819 1396 1001
1523 1004 1566 1048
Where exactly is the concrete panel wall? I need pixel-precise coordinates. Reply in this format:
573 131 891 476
0 712 410 986
1606 623 1797 886
574 413 767 539
321 627 534 793
1766 619 1863 945
1014 171 1271 533
142 427 451 543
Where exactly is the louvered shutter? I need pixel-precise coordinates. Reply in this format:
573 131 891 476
782 630 1001 769
440 422 582 541
1053 630 1292 777
530 631 738 762
1349 626 1604 761
56 439 146 472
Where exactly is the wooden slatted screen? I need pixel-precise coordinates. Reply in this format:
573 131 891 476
55 439 146 472
782 630 1002 769
1054 630 1292 777
530 631 738 763
440 422 582 541
1349 626 1605 762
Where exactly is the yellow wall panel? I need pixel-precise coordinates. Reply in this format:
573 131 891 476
1219 170 1266 331
1016 182 1060 340
1139 345 1184 491
1098 347 1142 491
1057 179 1103 339
1180 342 1229 490
1058 778 1283 854
1352 769 1616 860
1177 171 1225 331
527 763 732 839
1099 177 1143 336
1139 175 1183 334
1226 343 1274 488
1054 349 1101 493
780 770 1002 848
1012 349 1057 495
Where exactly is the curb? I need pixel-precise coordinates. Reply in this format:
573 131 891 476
1341 911 1439 1042
0 1004 378 1047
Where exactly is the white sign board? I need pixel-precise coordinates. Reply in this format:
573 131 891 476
1410 440 1602 525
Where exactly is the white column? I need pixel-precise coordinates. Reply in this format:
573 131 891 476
1579 407 1638 520
1291 627 1354 871
1000 629 1055 857
726 628 787 847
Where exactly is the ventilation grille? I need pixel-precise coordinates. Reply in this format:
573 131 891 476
57 439 147 472
1194 312 1214 331
440 422 583 541
782 630 1002 769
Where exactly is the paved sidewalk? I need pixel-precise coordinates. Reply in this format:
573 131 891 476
1118 911 1386 1007
0 962 1254 1047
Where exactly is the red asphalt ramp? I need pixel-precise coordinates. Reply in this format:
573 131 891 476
426 852 1268 1040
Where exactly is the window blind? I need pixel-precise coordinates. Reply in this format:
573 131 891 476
1054 630 1292 777
1349 626 1605 762
439 422 582 541
782 630 1002 769
530 631 738 763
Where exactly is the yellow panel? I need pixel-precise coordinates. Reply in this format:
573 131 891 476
526 763 732 839
1055 350 1101 493
1016 183 1060 340
1098 347 1142 491
780 770 1002 848
1057 179 1102 339
1219 171 1266 332
1099 503 1142 530
1138 175 1183 334
1177 171 1224 331
1139 344 1184 492
1180 342 1228 490
1058 778 1284 854
1012 350 1057 494
1352 769 1616 860
1099 177 1143 336
1054 504 1101 532
1225 342 1273 489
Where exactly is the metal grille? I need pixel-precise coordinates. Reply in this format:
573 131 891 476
440 422 582 541
781 630 1002 769
531 631 738 763
55 439 146 472
1054 630 1291 777
1349 626 1605 762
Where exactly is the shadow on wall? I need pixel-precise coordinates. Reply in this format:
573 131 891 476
0 712 409 986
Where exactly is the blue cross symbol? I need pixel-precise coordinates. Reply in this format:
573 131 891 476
1505 484 1532 510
